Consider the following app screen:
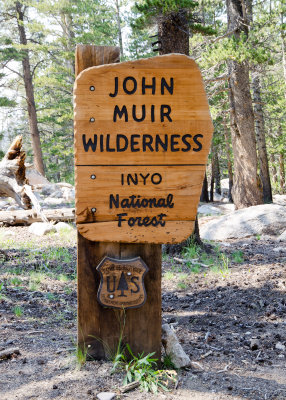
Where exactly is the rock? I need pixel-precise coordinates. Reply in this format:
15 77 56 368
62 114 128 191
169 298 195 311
2 230 16 237
26 168 50 185
201 204 286 241
97 393 116 400
198 204 222 215
41 184 57 196
273 194 286 206
277 230 286 242
213 193 224 202
250 338 260 350
49 190 63 199
62 187 75 202
162 324 191 368
0 200 9 209
275 342 285 351
43 198 67 206
55 222 73 233
28 222 56 236
273 247 285 253
7 205 19 211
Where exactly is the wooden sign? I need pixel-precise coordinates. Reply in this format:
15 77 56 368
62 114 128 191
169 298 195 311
96 256 148 309
74 54 213 244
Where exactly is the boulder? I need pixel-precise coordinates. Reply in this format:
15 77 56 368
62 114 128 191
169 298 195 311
277 230 286 242
55 222 73 233
201 204 286 241
26 168 50 185
62 187 75 202
162 324 191 368
198 204 222 216
41 184 57 196
28 222 56 236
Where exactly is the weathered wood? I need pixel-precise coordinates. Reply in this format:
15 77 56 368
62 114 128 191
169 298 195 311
0 136 31 209
76 45 162 361
0 207 74 225
77 233 162 359
74 54 213 244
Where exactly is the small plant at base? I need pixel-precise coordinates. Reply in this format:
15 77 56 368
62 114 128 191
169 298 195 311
112 344 169 393
74 344 88 369
13 305 23 317
232 250 244 263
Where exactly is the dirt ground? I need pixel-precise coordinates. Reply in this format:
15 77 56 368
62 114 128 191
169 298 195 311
0 221 285 400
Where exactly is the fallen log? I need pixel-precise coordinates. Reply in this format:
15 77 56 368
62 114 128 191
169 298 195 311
0 207 75 225
0 136 48 222
0 136 31 209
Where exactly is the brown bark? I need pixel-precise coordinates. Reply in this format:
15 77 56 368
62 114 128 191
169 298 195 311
270 153 278 185
15 2 45 176
158 10 189 55
226 0 262 208
115 0 124 57
252 73 272 202
223 118 233 202
279 152 285 193
200 173 209 202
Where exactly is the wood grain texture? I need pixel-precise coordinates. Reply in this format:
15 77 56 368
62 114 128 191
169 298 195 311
78 220 195 244
76 45 162 361
75 165 205 225
74 54 213 244
77 234 162 360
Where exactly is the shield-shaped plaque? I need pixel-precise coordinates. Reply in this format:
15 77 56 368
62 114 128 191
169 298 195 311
96 256 149 309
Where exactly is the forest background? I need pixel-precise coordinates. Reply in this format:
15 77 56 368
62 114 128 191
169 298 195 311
0 0 285 210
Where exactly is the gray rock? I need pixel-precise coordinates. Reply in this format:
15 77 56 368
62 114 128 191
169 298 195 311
7 205 19 211
273 247 285 253
49 190 63 199
97 393 116 400
198 204 222 215
43 198 67 206
62 187 75 202
0 200 9 210
250 338 260 350
201 204 286 241
162 323 191 368
275 342 285 351
26 168 50 185
55 222 73 233
277 230 286 242
28 222 56 236
41 184 57 196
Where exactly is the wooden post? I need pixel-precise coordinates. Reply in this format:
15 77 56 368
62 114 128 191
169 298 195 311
76 45 162 360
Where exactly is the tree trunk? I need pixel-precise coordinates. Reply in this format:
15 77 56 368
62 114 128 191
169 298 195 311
214 151 221 195
270 153 278 185
115 0 124 57
226 0 262 208
223 118 233 202
279 152 285 194
15 2 45 176
252 73 272 202
200 173 209 202
158 10 189 55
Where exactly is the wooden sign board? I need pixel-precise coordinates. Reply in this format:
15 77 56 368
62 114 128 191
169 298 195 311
96 256 148 309
74 54 213 244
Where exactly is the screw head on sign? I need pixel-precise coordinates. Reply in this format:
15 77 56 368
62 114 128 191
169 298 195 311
90 174 96 180
127 272 131 276
91 208 96 213
90 117 95 122
109 295 114 299
89 86 95 91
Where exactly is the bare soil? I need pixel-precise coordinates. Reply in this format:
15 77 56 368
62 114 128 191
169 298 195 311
0 224 285 400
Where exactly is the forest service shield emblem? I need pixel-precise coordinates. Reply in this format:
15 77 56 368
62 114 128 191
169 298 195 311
96 256 149 309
